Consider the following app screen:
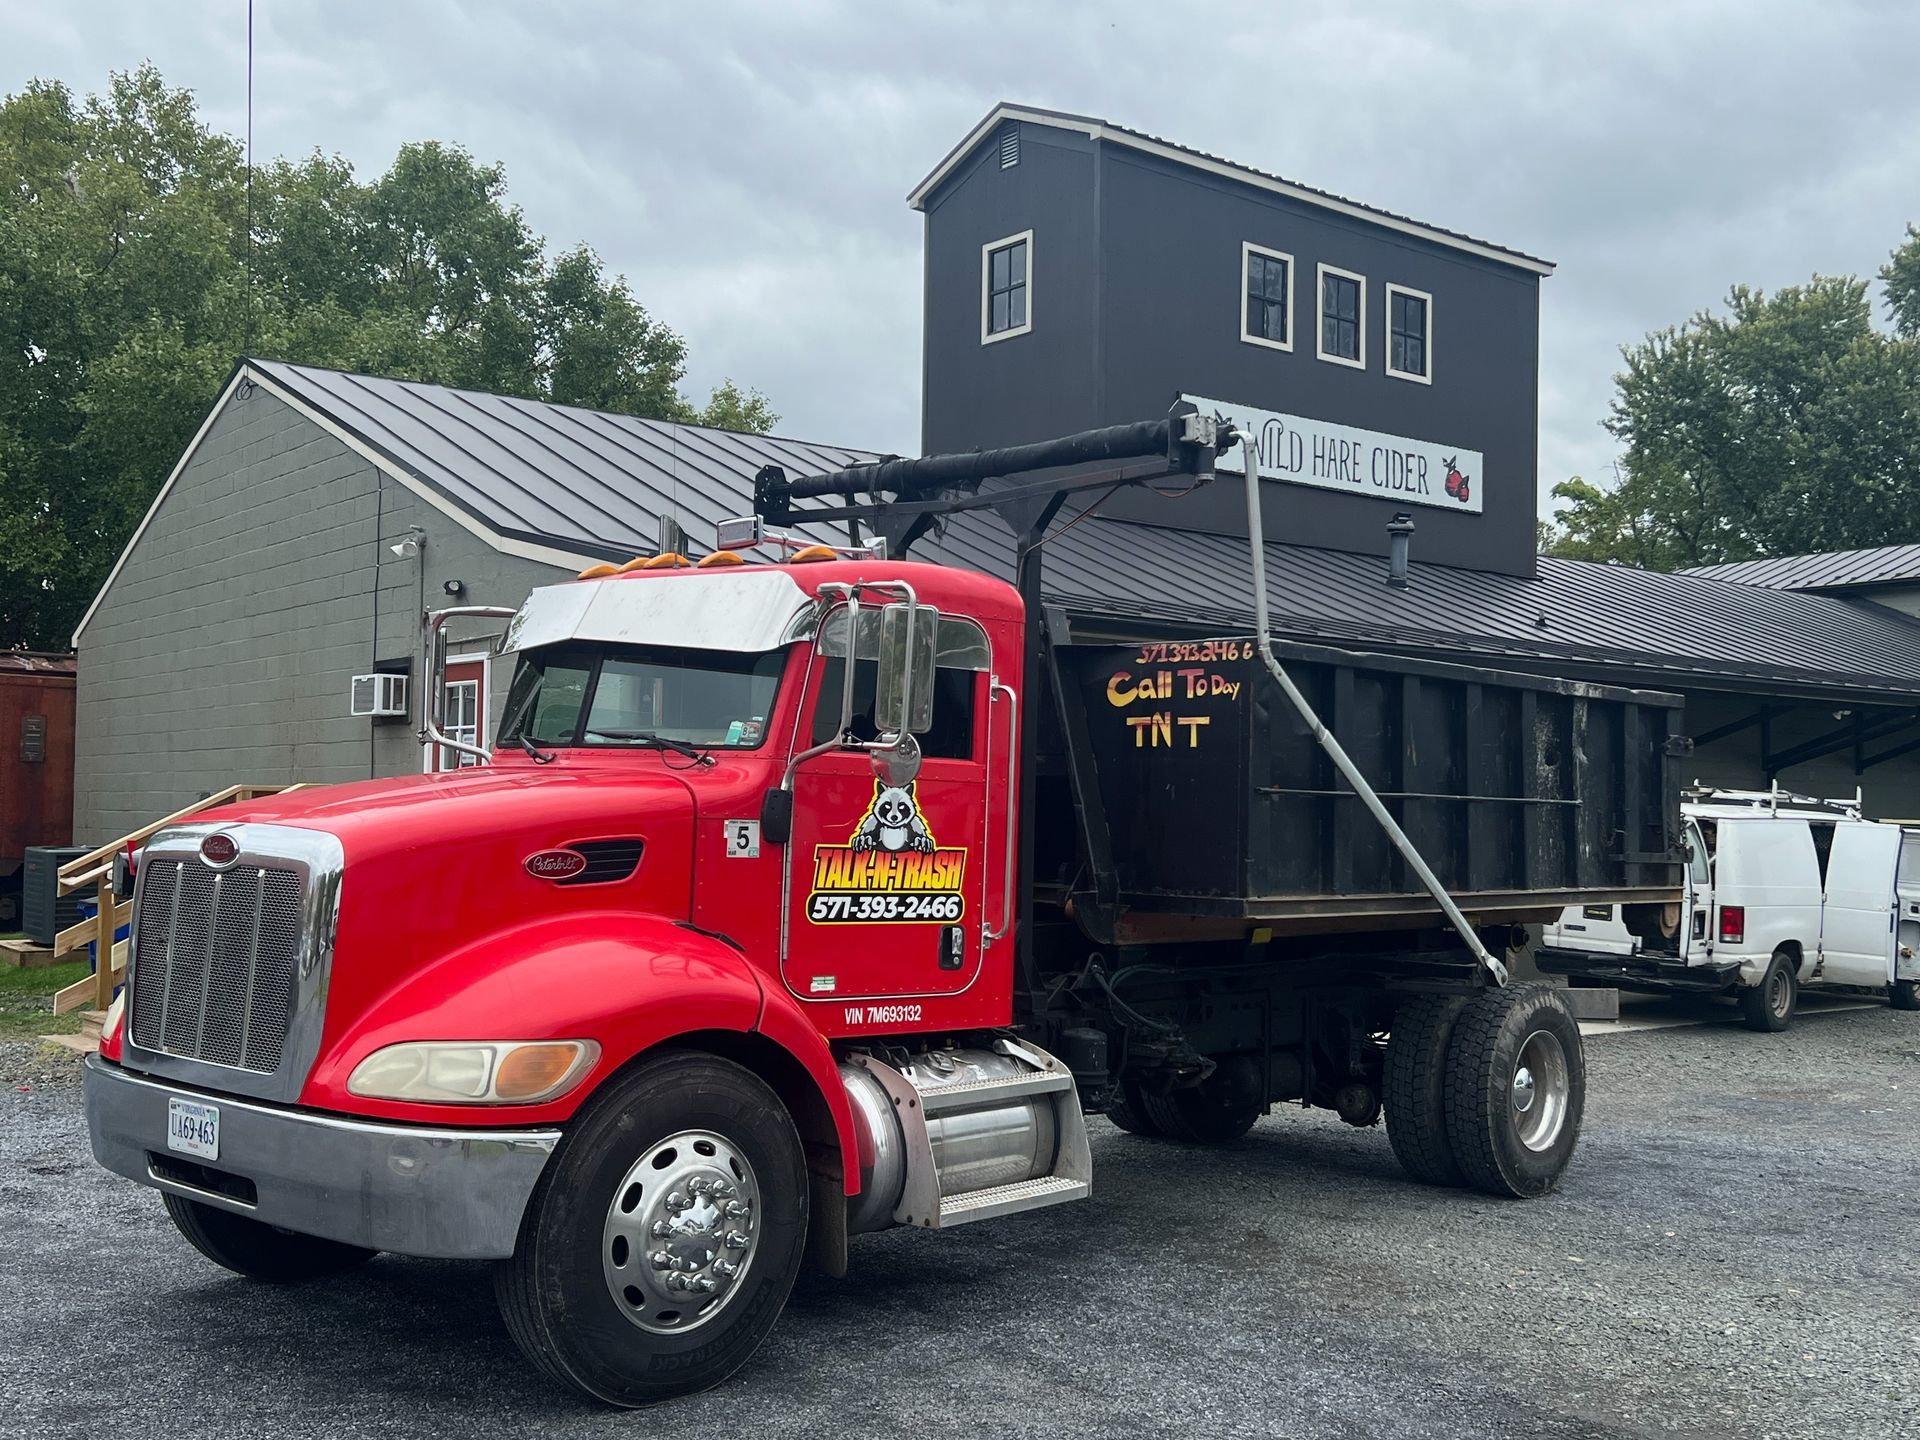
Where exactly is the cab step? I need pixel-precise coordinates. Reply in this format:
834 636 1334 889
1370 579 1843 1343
938 1175 1089 1227
916 1067 1071 1114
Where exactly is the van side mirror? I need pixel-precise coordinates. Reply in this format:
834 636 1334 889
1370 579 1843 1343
875 602 938 736
761 787 794 846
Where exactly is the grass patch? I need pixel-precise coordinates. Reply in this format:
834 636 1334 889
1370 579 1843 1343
0 960 92 1038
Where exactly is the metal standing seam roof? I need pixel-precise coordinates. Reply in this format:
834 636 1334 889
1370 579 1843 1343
1684 544 1920 592
907 103 1555 275
251 361 1920 703
250 359 884 563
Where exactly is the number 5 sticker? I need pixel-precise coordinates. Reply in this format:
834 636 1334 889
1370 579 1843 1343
724 820 760 858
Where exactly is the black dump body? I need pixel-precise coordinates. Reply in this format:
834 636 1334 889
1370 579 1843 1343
1049 633 1685 936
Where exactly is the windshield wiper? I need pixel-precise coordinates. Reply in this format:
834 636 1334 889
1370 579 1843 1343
585 729 716 765
517 733 558 765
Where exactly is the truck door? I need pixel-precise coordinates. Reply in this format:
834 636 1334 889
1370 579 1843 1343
1819 822 1902 986
780 610 993 1004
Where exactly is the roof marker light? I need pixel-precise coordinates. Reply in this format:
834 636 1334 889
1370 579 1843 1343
641 553 691 569
697 550 747 568
617 555 653 572
576 563 619 579
788 544 837 563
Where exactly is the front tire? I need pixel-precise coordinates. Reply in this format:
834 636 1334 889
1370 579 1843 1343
163 1194 376 1283
1384 996 1467 1186
1443 985 1586 1199
495 1051 808 1406
1739 952 1798 1032
1891 979 1920 1012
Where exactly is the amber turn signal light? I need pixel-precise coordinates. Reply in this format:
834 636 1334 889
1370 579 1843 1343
494 1043 597 1102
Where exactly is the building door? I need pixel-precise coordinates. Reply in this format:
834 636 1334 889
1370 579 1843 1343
1819 822 1901 985
438 657 488 769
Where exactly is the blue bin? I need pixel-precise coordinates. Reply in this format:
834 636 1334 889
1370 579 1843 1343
74 898 130 998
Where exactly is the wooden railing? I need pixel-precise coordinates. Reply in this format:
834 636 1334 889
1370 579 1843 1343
50 784 310 1016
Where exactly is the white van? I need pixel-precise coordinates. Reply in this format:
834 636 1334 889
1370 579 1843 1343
1539 785 1918 1031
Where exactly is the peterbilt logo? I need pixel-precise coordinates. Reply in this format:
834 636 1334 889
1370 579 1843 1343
525 848 588 881
199 833 240 868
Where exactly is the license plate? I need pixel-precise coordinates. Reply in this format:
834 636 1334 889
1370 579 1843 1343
166 1097 219 1161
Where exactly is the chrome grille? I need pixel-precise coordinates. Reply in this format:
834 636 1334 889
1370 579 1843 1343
129 859 306 1074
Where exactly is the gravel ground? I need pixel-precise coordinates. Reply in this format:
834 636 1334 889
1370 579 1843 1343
5 1001 1917 1440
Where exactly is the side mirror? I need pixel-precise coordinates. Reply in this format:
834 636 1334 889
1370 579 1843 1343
875 601 938 736
761 787 794 846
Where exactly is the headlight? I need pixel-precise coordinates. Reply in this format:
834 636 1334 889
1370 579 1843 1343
347 1040 600 1104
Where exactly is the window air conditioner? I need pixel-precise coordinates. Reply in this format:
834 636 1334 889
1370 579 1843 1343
351 672 410 718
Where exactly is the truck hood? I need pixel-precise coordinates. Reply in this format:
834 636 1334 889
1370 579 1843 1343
206 764 696 865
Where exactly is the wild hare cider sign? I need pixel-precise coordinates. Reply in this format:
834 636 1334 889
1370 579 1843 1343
525 847 589 881
1182 393 1485 515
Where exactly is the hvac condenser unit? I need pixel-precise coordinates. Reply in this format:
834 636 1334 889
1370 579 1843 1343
350 672 410 718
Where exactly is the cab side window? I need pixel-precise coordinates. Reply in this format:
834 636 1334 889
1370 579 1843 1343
810 658 978 760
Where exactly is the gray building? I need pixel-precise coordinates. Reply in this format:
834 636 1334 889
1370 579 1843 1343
70 359 872 841
69 108 1920 840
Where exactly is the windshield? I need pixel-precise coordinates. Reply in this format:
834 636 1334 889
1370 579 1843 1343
498 643 786 751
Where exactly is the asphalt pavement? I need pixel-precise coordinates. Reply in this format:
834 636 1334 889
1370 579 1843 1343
5 998 1917 1440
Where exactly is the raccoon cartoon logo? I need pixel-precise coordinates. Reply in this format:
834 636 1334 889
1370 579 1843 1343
807 779 967 924
852 782 936 853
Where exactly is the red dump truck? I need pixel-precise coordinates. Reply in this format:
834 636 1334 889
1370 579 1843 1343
85 412 1683 1404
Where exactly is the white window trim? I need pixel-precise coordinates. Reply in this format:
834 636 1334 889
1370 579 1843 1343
1239 241 1294 353
1384 282 1434 386
1315 263 1367 370
422 650 492 773
980 229 1034 345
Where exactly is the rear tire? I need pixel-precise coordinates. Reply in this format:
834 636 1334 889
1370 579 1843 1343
1104 1079 1165 1137
1443 985 1586 1199
1137 1055 1264 1143
494 1051 807 1406
1890 979 1920 1012
1384 996 1467 1186
1739 952 1798 1032
163 1194 377 1283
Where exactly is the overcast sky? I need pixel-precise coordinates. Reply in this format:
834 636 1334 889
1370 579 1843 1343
5 0 1917 518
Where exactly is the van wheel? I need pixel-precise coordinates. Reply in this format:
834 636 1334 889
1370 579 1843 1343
495 1052 807 1406
1739 952 1798 1032
1443 985 1585 1199
163 1194 376 1283
1384 996 1467 1186
1138 1056 1264 1143
1890 979 1920 1012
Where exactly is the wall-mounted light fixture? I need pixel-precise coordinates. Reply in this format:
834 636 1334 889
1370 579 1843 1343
389 528 427 560
443 578 466 597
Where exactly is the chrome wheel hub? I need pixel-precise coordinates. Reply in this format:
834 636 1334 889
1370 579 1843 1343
1509 1030 1570 1153
602 1130 760 1335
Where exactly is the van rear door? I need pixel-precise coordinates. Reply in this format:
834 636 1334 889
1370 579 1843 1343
1819 822 1901 986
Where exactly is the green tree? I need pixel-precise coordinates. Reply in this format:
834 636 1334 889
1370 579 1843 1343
0 65 775 649
1547 262 1920 570
1884 224 1920 339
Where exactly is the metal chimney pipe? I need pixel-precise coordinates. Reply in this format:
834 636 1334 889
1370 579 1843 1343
1386 512 1414 588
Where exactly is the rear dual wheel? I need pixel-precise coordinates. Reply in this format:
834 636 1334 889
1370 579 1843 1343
1386 985 1585 1198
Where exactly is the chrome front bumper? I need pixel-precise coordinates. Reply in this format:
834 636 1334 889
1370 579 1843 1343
84 1056 559 1260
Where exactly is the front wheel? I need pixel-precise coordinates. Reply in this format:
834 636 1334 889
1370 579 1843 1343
1891 979 1920 1012
1739 952 1798 1032
163 1194 377 1283
495 1052 808 1406
1443 985 1586 1199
